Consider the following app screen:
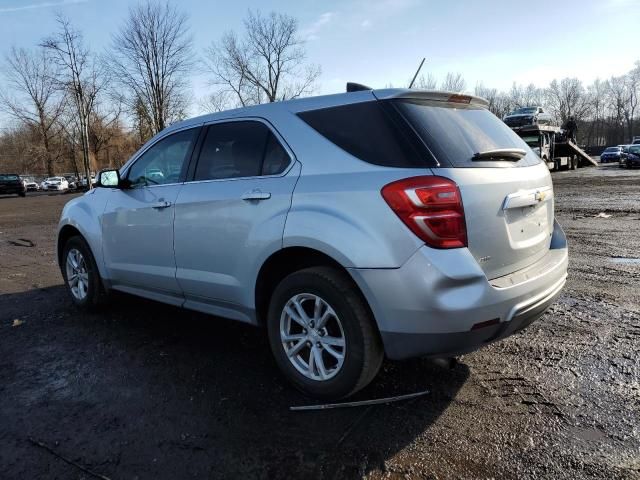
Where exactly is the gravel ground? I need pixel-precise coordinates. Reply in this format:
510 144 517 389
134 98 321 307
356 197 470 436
0 164 638 479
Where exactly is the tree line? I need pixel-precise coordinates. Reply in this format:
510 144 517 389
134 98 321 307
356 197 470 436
0 2 319 178
412 64 640 148
1 1 638 178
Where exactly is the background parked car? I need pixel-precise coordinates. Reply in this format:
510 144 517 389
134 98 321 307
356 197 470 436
22 177 40 191
600 146 623 163
65 176 78 189
624 145 640 168
0 173 27 197
618 145 631 168
41 176 69 191
78 175 96 188
503 106 554 127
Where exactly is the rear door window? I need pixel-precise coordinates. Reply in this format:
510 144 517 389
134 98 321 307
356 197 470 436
393 99 541 168
262 132 291 176
193 121 290 181
297 101 434 168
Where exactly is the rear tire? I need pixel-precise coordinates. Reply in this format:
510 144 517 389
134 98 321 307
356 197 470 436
61 236 108 311
267 266 383 399
19 192 26 197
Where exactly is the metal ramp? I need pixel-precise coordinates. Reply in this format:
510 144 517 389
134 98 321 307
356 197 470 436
555 139 598 167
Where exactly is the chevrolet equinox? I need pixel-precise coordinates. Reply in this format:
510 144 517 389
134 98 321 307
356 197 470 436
57 88 568 399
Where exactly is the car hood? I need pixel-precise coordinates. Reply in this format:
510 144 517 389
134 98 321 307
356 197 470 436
504 113 534 119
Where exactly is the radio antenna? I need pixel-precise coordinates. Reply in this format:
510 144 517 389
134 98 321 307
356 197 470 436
408 57 426 89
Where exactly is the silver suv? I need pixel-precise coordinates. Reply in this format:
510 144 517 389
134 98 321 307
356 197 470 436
57 89 568 399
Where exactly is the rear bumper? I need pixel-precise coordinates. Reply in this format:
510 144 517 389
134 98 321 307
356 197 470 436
349 220 568 360
379 274 564 359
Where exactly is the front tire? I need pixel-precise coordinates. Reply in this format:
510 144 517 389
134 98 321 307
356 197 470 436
267 267 383 399
61 236 108 311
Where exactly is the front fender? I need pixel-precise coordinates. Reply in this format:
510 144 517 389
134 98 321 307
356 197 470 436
57 190 109 281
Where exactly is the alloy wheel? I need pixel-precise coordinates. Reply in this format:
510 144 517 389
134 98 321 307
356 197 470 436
66 248 89 301
280 293 346 381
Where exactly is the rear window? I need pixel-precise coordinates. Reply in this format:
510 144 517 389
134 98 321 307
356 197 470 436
0 174 19 181
297 101 434 168
604 147 619 152
393 99 541 168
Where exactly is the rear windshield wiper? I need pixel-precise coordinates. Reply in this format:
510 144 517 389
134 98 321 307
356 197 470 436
472 148 527 161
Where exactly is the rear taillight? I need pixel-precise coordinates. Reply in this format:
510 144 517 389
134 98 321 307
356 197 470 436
381 176 467 249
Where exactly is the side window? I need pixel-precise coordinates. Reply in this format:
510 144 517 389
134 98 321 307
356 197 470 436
194 121 289 181
127 128 198 187
297 101 431 167
262 132 290 175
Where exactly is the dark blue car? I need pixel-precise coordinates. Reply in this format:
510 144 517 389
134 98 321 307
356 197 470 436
623 145 640 168
600 146 623 163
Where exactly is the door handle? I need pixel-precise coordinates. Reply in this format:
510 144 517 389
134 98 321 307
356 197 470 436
152 200 172 209
241 190 271 201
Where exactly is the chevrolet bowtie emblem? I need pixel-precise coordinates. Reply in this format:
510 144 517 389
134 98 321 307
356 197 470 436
534 191 546 202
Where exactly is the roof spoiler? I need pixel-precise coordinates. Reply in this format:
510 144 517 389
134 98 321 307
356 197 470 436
346 82 372 93
373 89 490 108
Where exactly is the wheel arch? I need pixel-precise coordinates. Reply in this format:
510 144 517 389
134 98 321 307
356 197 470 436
57 224 83 268
57 221 107 281
254 246 378 332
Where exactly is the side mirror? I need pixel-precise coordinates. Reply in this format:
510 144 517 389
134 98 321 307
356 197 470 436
96 169 121 188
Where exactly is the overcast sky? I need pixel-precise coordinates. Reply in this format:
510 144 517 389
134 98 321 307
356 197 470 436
0 0 637 110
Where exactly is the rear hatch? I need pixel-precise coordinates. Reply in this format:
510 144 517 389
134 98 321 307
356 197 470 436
389 95 554 279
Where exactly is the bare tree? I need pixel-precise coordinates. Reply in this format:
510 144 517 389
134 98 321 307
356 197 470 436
413 73 437 90
606 76 627 144
1 47 66 175
622 64 639 142
545 78 591 124
41 15 103 188
89 99 123 168
110 1 193 137
523 83 545 106
586 78 607 145
475 83 510 118
440 72 466 92
131 93 154 146
205 10 320 109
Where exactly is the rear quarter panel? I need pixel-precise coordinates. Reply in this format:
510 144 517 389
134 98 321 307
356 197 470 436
271 110 426 268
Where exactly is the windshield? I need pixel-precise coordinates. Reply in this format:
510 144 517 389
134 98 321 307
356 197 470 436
629 146 640 154
393 100 540 167
0 174 19 181
512 107 537 115
604 147 619 152
521 135 540 148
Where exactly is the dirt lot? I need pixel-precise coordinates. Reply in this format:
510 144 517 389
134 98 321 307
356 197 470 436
1 165 639 479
